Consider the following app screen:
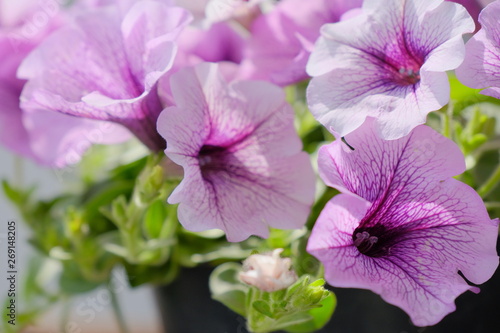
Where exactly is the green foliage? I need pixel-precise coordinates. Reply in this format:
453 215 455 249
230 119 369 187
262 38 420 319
210 262 335 333
210 262 248 316
454 107 496 159
445 73 500 218
244 275 335 333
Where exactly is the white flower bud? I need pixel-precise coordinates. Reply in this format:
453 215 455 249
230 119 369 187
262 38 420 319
239 249 298 292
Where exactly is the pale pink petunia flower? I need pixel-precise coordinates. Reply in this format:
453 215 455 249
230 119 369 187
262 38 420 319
157 63 315 242
240 0 362 86
239 248 298 292
306 0 475 140
307 118 499 326
18 0 191 154
456 0 500 99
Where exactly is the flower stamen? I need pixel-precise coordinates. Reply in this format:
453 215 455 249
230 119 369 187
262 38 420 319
396 67 421 85
353 231 379 254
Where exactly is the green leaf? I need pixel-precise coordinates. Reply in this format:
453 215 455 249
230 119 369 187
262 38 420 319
469 133 488 150
109 196 129 227
209 263 248 316
271 313 313 331
82 180 134 223
110 155 148 181
2 180 23 204
143 200 167 239
253 300 274 318
285 292 336 333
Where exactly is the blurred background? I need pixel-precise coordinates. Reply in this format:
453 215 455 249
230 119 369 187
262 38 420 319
0 147 162 333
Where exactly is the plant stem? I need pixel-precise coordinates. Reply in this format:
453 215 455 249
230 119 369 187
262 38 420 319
478 163 500 198
122 219 144 264
441 103 453 139
485 202 500 209
110 283 129 333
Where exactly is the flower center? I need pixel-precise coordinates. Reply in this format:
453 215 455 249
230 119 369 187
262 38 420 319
395 67 421 85
352 224 394 258
353 231 379 254
198 145 226 178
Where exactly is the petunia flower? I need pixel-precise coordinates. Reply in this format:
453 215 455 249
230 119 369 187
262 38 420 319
156 20 245 109
0 0 131 167
170 0 260 73
175 21 245 68
18 0 191 153
0 0 63 161
306 0 475 140
307 118 499 326
157 63 315 242
240 0 362 86
455 0 500 99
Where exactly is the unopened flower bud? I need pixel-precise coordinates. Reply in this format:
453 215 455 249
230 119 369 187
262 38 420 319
239 249 297 292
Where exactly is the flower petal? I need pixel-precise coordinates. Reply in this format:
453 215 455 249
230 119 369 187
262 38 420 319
455 1 500 96
24 108 131 167
18 1 190 151
157 63 315 241
306 0 473 139
318 118 465 201
310 119 499 326
241 0 362 86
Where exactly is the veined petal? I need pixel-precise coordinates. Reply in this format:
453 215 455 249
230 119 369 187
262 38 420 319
122 2 190 91
157 63 315 241
19 1 191 151
309 119 499 326
318 119 465 201
306 0 473 139
456 1 500 97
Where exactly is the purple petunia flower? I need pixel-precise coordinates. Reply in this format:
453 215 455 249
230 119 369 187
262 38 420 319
307 118 499 326
18 0 191 153
306 0 475 140
0 0 131 167
455 0 500 99
157 63 316 242
156 20 245 109
176 21 245 67
240 0 362 86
